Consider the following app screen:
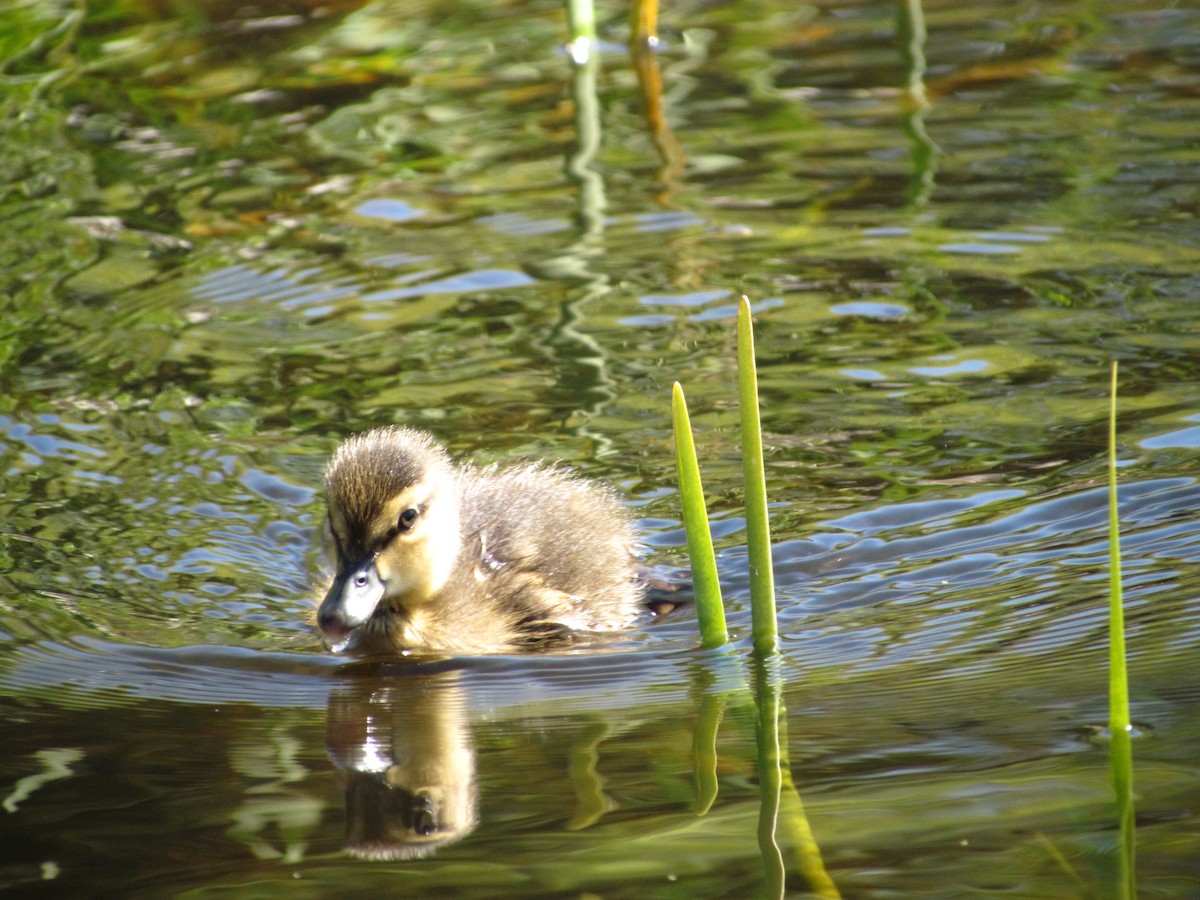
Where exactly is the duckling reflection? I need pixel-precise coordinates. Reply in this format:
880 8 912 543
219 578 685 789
326 667 476 860
316 427 644 656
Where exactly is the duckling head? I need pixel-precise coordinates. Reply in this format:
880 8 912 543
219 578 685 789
318 427 463 653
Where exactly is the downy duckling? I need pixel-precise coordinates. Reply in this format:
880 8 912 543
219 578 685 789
316 427 643 655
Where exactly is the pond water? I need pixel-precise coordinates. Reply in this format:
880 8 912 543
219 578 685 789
2 0 1199 895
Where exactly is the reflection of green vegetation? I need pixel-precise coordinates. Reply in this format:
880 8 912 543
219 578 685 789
690 686 725 816
0 92 103 308
754 657 787 897
1 747 84 814
895 0 938 209
227 727 323 862
566 722 618 830
754 655 839 899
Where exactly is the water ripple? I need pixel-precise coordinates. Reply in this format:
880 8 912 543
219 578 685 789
0 637 689 716
763 478 1200 687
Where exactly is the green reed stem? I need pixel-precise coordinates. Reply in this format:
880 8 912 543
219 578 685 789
1107 360 1135 897
1107 362 1130 733
672 382 728 648
738 297 779 656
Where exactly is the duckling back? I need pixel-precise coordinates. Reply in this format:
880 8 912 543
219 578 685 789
452 462 642 642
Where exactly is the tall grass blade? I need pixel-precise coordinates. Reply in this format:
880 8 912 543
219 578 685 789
672 382 728 648
1108 363 1130 734
1107 360 1135 897
737 297 779 656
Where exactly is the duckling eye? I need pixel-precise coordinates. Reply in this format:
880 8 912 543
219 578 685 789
397 507 419 531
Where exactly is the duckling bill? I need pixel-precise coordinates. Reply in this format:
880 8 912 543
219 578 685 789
317 427 643 655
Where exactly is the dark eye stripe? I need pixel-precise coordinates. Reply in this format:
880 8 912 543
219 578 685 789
372 505 421 552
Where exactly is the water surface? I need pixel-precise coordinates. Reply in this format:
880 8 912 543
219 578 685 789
2 0 1199 895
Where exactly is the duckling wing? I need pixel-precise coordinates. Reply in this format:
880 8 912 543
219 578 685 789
456 463 640 633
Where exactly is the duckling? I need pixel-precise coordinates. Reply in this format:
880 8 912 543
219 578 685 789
316 427 643 655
